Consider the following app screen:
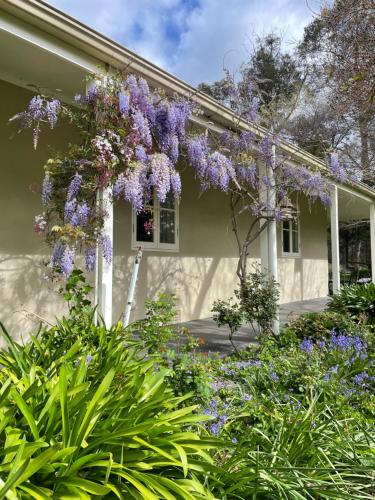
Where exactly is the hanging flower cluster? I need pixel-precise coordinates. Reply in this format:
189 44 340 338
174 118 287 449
185 78 350 223
11 74 193 277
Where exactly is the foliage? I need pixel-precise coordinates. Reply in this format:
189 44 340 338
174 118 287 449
238 270 280 335
328 283 375 326
164 319 375 499
212 269 280 350
284 310 361 342
129 293 179 353
10 74 193 278
0 320 219 499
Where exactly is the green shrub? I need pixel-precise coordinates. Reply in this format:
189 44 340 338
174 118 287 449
0 323 218 499
328 283 375 326
212 269 280 350
129 293 179 353
283 310 360 342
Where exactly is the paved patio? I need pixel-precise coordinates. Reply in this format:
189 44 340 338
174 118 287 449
180 297 329 354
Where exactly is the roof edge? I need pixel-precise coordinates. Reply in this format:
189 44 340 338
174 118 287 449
2 0 375 200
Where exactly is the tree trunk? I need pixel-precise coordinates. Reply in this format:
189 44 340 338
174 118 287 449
358 112 370 174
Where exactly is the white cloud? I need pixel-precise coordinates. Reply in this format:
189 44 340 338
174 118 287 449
46 0 316 85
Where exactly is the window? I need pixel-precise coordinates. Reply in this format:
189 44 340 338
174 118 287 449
132 192 179 251
282 218 300 256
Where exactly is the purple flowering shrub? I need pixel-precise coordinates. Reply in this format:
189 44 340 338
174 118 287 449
10 74 193 278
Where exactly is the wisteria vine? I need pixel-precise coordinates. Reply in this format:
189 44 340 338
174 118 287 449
11 72 348 280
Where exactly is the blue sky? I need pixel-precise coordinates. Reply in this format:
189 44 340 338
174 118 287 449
46 0 321 86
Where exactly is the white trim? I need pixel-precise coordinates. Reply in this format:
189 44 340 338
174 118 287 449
281 218 301 258
330 185 340 293
131 196 179 253
370 204 375 284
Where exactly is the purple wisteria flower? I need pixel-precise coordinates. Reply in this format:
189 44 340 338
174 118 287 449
330 153 347 182
100 234 112 264
85 246 96 272
149 153 171 203
170 170 182 198
45 99 60 128
42 174 53 206
132 110 152 149
118 91 129 116
64 199 77 224
61 246 75 277
67 173 82 200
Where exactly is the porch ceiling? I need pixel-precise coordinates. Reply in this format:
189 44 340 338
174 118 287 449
337 186 372 221
0 21 88 102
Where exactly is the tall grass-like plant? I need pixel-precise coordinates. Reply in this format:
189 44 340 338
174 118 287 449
210 396 375 499
328 283 375 326
0 324 218 499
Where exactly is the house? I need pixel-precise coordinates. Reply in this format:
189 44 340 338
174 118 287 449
1 0 374 339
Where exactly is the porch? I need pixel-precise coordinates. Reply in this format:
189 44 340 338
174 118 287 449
181 297 329 354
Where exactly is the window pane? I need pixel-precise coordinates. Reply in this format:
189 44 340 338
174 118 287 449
160 191 175 209
136 209 154 243
160 209 175 244
292 229 299 253
283 229 290 253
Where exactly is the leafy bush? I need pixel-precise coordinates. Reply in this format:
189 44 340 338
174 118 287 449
0 323 218 498
283 310 361 342
129 293 179 353
328 283 375 326
212 269 280 350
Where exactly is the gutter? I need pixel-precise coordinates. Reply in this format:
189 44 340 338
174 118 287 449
2 0 375 201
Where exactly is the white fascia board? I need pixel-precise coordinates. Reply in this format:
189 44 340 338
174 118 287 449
2 0 375 203
0 10 100 75
336 182 375 204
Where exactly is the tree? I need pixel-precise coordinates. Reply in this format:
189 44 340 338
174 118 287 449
300 0 375 183
198 33 303 125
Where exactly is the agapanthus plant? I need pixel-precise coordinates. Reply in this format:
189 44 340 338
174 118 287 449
10 74 193 277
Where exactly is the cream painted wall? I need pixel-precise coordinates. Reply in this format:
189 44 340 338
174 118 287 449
1 79 329 342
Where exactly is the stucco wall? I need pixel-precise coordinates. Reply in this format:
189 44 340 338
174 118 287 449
1 79 329 341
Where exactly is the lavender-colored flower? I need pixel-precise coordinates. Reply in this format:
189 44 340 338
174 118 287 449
132 110 152 149
86 354 92 363
118 91 129 115
330 153 347 182
170 170 182 198
246 96 260 122
67 173 82 200
85 246 96 272
206 151 235 191
49 242 65 269
75 202 90 227
61 246 75 278
42 174 53 206
353 371 369 387
300 338 314 354
28 96 44 121
113 172 126 199
134 145 148 163
231 437 238 444
185 135 209 178
45 99 60 128
64 199 77 224
125 75 140 104
100 234 112 264
149 153 171 203
270 371 279 382
123 164 148 211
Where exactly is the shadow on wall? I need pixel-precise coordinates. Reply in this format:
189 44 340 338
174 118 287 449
0 254 68 345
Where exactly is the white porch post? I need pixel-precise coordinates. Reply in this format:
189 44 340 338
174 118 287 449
95 186 113 326
259 162 269 273
370 204 375 283
269 142 279 333
330 185 340 293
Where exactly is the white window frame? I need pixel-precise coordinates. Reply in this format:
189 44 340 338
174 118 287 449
281 217 301 257
132 194 179 252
